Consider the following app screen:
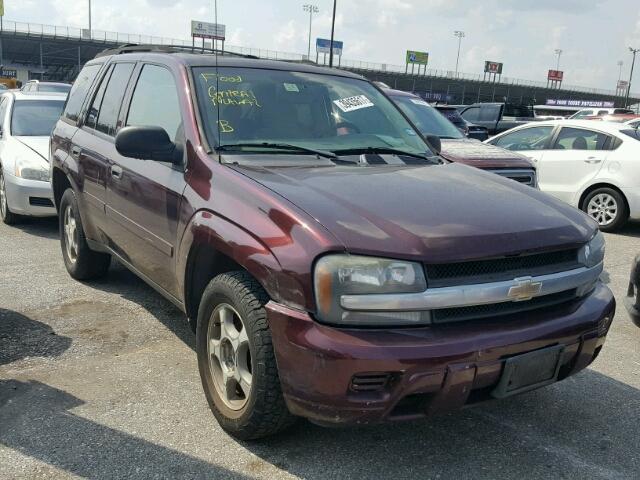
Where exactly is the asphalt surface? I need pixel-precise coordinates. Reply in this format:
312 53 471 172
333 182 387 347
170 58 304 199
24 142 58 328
0 215 639 480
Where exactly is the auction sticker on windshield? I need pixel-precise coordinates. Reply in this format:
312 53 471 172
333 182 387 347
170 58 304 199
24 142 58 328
334 95 374 113
410 99 429 106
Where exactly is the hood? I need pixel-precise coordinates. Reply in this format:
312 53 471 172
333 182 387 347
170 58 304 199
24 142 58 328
231 162 595 263
440 139 533 169
14 136 50 162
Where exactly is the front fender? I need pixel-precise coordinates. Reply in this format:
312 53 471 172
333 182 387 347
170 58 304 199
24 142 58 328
177 209 285 308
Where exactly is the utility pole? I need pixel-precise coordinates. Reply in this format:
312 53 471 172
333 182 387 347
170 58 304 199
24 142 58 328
328 0 336 67
626 47 639 107
454 30 465 77
88 0 92 37
303 4 318 61
554 48 562 71
618 60 624 83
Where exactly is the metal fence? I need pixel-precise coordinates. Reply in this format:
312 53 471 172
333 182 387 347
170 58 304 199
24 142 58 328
3 19 638 98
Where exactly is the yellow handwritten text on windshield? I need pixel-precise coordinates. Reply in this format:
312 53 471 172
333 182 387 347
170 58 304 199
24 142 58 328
208 87 262 107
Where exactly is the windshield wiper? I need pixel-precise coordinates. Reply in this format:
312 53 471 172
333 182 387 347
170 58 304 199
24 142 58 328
330 147 438 163
217 142 337 159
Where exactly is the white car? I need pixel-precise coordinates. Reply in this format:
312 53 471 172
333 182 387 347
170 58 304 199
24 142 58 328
569 107 634 119
0 91 66 224
625 117 640 128
486 120 640 231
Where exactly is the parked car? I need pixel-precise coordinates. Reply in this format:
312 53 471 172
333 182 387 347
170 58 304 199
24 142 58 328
460 102 537 135
625 255 640 327
51 48 614 440
487 120 640 231
583 114 640 123
433 104 489 140
0 91 66 224
21 80 72 94
385 89 536 186
569 107 634 119
625 117 640 128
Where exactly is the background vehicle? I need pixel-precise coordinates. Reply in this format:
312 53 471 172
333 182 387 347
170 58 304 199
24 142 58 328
487 120 640 231
625 117 640 128
569 107 634 119
533 105 581 119
460 102 537 135
433 104 489 140
0 91 65 224
20 80 71 94
51 48 613 440
386 89 536 186
584 114 640 123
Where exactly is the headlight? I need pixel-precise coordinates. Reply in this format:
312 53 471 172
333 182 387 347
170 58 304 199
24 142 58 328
579 230 605 268
15 157 49 182
314 254 428 326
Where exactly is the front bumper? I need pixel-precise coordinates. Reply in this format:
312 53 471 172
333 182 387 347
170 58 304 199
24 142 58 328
267 282 614 426
625 254 640 327
3 172 55 217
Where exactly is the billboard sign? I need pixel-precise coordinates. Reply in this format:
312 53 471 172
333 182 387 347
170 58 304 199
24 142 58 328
618 80 629 89
0 68 17 78
546 99 615 108
548 69 564 81
406 50 429 66
316 38 344 55
484 61 503 74
191 20 226 41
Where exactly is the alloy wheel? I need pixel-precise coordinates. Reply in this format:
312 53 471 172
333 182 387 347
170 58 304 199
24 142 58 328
63 204 79 263
587 193 618 226
207 303 252 411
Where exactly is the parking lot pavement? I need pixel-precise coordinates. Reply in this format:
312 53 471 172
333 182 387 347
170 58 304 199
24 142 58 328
0 217 639 480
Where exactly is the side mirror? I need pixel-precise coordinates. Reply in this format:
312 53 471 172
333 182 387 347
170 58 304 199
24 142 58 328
115 125 179 163
425 134 441 154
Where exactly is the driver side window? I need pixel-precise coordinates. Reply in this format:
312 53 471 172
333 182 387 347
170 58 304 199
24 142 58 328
493 126 553 151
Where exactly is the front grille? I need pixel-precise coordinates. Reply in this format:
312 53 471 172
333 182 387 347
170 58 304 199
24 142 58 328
432 289 578 324
29 197 54 207
426 248 580 287
491 168 537 187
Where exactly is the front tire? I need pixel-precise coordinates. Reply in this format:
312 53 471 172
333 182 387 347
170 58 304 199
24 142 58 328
196 271 295 440
59 188 111 280
0 169 20 225
581 187 628 232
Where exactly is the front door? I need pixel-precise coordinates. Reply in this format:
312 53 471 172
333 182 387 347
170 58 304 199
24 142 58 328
105 63 186 298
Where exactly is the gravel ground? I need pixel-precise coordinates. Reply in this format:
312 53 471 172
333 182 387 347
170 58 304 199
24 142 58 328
0 216 639 480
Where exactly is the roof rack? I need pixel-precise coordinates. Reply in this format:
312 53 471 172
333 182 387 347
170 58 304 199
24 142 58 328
95 44 259 59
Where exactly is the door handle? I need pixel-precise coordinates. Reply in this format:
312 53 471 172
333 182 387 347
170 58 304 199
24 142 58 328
70 146 81 159
110 165 123 180
584 158 602 164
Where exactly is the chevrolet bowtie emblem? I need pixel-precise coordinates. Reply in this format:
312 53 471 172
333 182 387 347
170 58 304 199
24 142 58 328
508 277 543 302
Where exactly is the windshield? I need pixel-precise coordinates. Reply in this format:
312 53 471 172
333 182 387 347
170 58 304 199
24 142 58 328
37 84 71 93
437 107 465 126
193 67 432 156
11 100 65 136
390 95 463 139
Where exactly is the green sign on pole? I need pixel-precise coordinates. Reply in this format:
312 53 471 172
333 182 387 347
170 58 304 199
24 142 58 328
406 50 429 66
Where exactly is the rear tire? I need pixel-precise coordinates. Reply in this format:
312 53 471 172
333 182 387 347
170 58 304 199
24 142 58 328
581 187 628 232
59 188 111 280
0 169 20 225
196 271 295 440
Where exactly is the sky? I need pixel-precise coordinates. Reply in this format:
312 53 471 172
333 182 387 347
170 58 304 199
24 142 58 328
11 0 640 92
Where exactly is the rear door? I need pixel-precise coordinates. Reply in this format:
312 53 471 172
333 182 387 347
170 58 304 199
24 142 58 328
72 62 135 236
104 63 186 297
536 126 610 204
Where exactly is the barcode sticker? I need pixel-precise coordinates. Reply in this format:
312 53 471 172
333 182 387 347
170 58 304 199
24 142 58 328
333 95 374 113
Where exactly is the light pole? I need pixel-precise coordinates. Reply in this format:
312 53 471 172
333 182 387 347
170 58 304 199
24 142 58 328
303 4 318 60
618 60 624 82
626 47 639 107
88 0 92 36
453 30 465 77
328 0 337 67
554 48 562 71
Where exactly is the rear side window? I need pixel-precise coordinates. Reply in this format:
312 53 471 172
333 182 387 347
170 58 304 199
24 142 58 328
479 105 500 121
553 127 608 150
492 126 553 151
95 63 134 136
63 64 101 122
126 64 182 141
461 106 480 122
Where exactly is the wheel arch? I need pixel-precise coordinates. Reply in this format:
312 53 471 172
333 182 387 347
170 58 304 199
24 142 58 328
51 166 74 213
578 182 629 212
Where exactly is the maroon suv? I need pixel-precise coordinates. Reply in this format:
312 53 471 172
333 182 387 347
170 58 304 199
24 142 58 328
50 47 614 440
